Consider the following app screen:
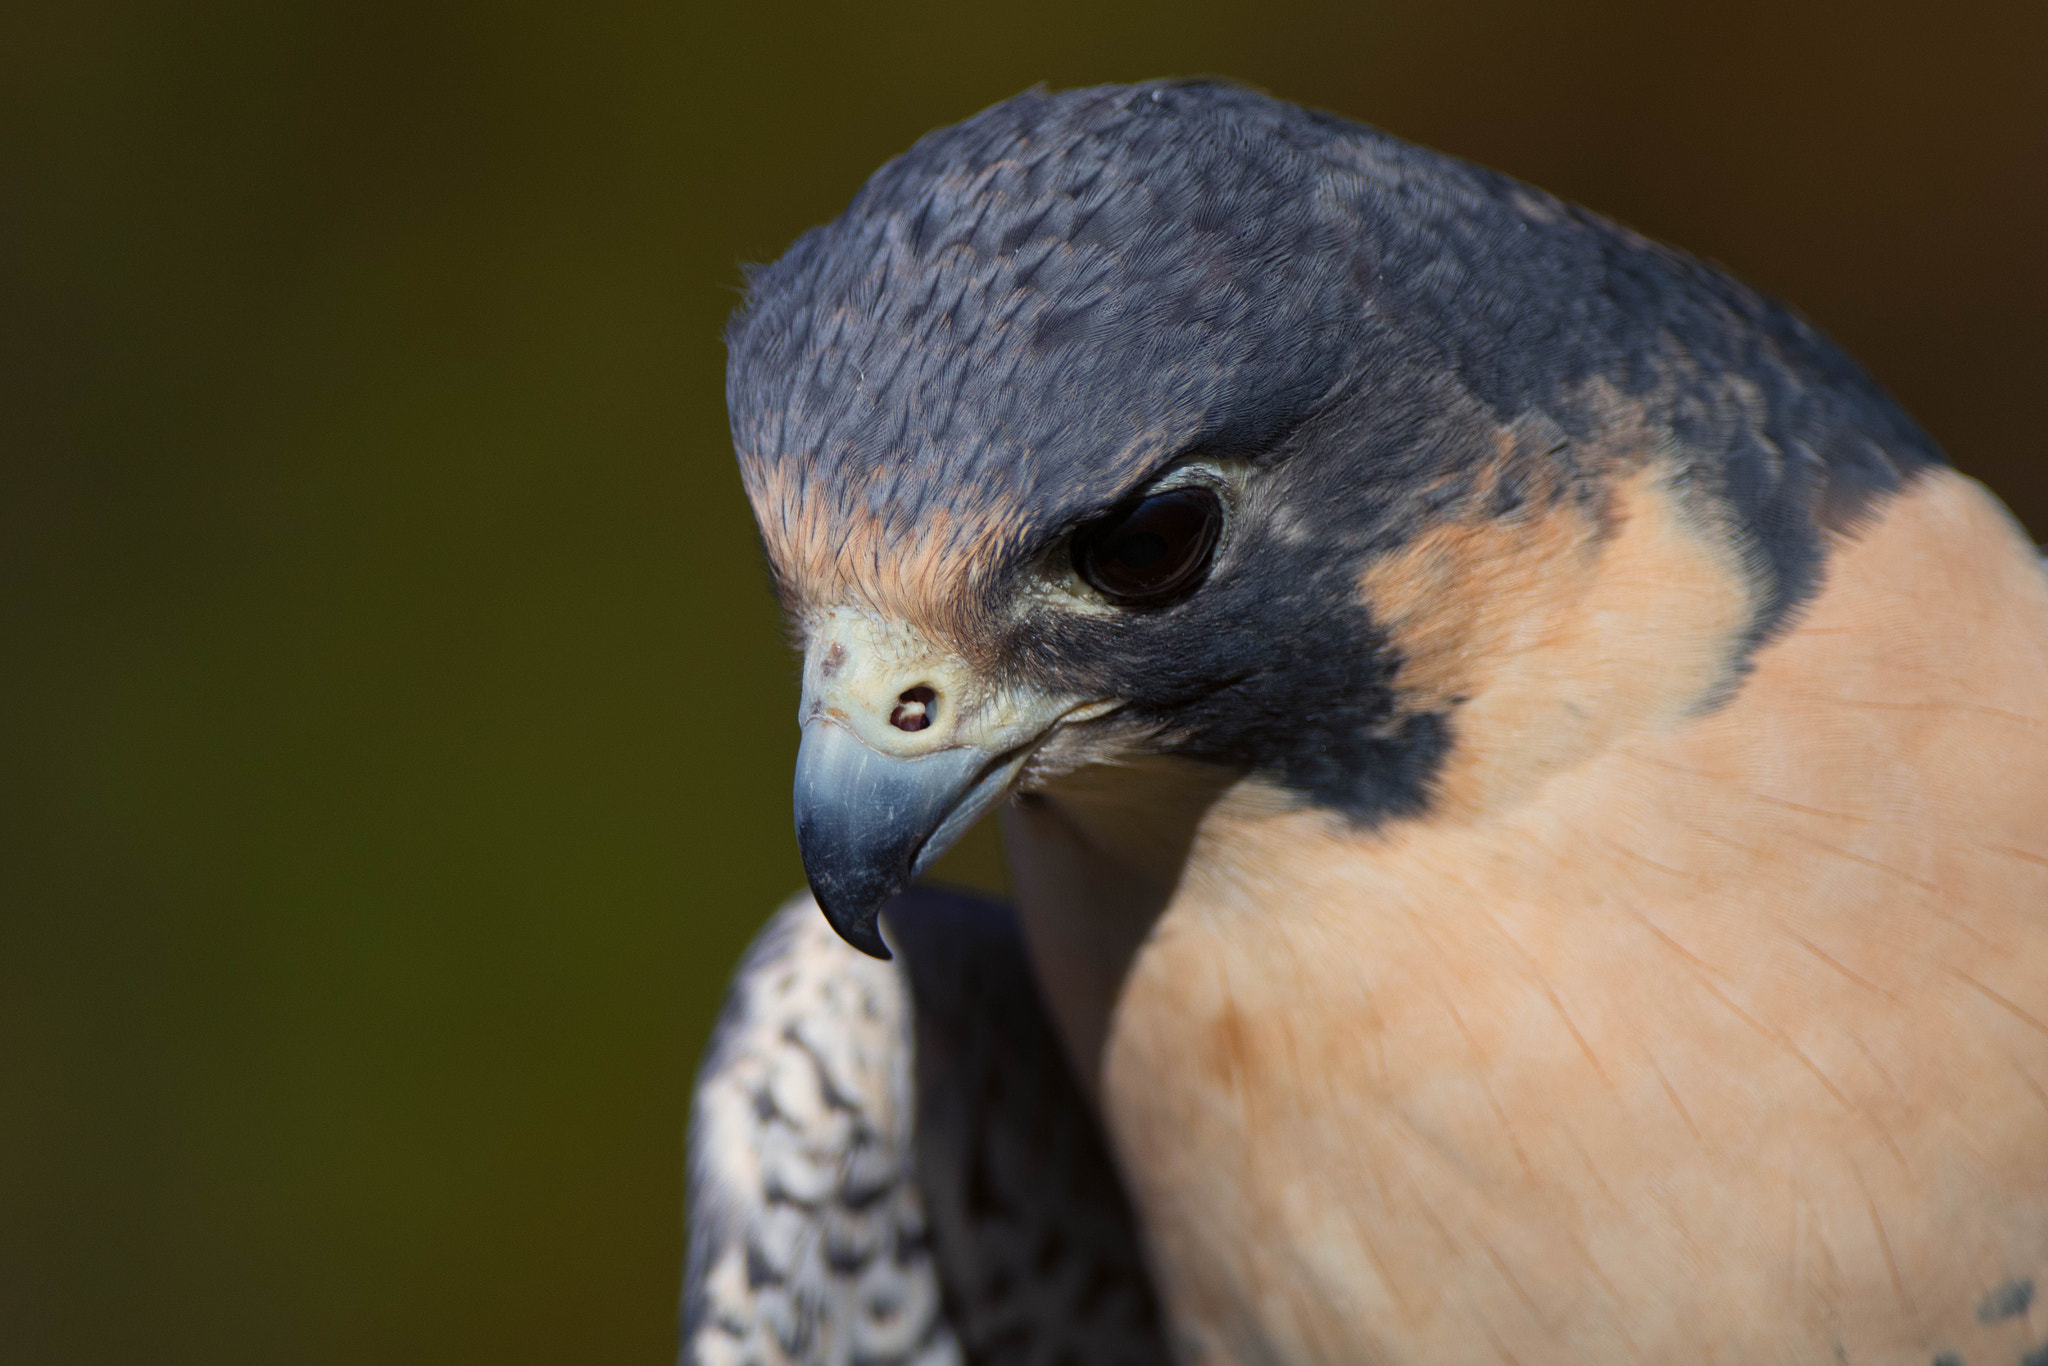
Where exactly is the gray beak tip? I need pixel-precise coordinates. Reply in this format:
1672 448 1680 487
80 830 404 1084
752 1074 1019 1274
793 718 992 960
813 899 893 960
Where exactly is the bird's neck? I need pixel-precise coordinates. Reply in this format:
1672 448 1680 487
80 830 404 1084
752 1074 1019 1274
1006 467 2048 1364
1000 453 1781 1094
1012 466 2048 1092
1000 757 1237 1097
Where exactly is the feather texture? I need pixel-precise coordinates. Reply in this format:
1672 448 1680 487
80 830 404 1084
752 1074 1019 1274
684 897 955 1366
685 891 1169 1366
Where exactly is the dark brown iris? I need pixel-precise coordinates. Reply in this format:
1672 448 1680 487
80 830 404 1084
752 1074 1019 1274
1072 485 1223 607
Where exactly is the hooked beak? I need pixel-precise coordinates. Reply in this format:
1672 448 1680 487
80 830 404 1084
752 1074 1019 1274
793 718 1034 958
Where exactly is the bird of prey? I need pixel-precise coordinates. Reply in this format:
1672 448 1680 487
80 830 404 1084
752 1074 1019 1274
684 81 2048 1366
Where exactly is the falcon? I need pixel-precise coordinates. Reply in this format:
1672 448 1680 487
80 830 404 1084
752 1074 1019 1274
684 81 2048 1366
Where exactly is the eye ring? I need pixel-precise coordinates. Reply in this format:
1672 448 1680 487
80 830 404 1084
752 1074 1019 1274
1071 485 1224 608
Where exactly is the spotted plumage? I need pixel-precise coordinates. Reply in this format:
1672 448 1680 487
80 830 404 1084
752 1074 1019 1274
686 890 1166 1366
685 897 951 1366
692 80 2048 1366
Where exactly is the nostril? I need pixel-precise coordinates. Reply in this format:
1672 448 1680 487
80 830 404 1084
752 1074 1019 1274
889 685 938 733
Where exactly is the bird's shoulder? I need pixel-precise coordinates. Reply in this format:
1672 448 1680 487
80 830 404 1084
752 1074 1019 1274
684 893 952 1366
684 888 1170 1366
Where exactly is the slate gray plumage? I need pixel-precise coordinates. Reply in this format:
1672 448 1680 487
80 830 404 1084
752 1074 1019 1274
726 79 1939 829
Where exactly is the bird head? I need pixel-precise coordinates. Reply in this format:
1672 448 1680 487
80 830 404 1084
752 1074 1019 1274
726 82 1937 958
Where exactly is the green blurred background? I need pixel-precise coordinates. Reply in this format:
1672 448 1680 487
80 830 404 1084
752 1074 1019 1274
1 0 2041 1360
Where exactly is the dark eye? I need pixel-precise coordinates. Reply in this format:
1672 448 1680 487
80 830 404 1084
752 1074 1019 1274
1072 485 1224 607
